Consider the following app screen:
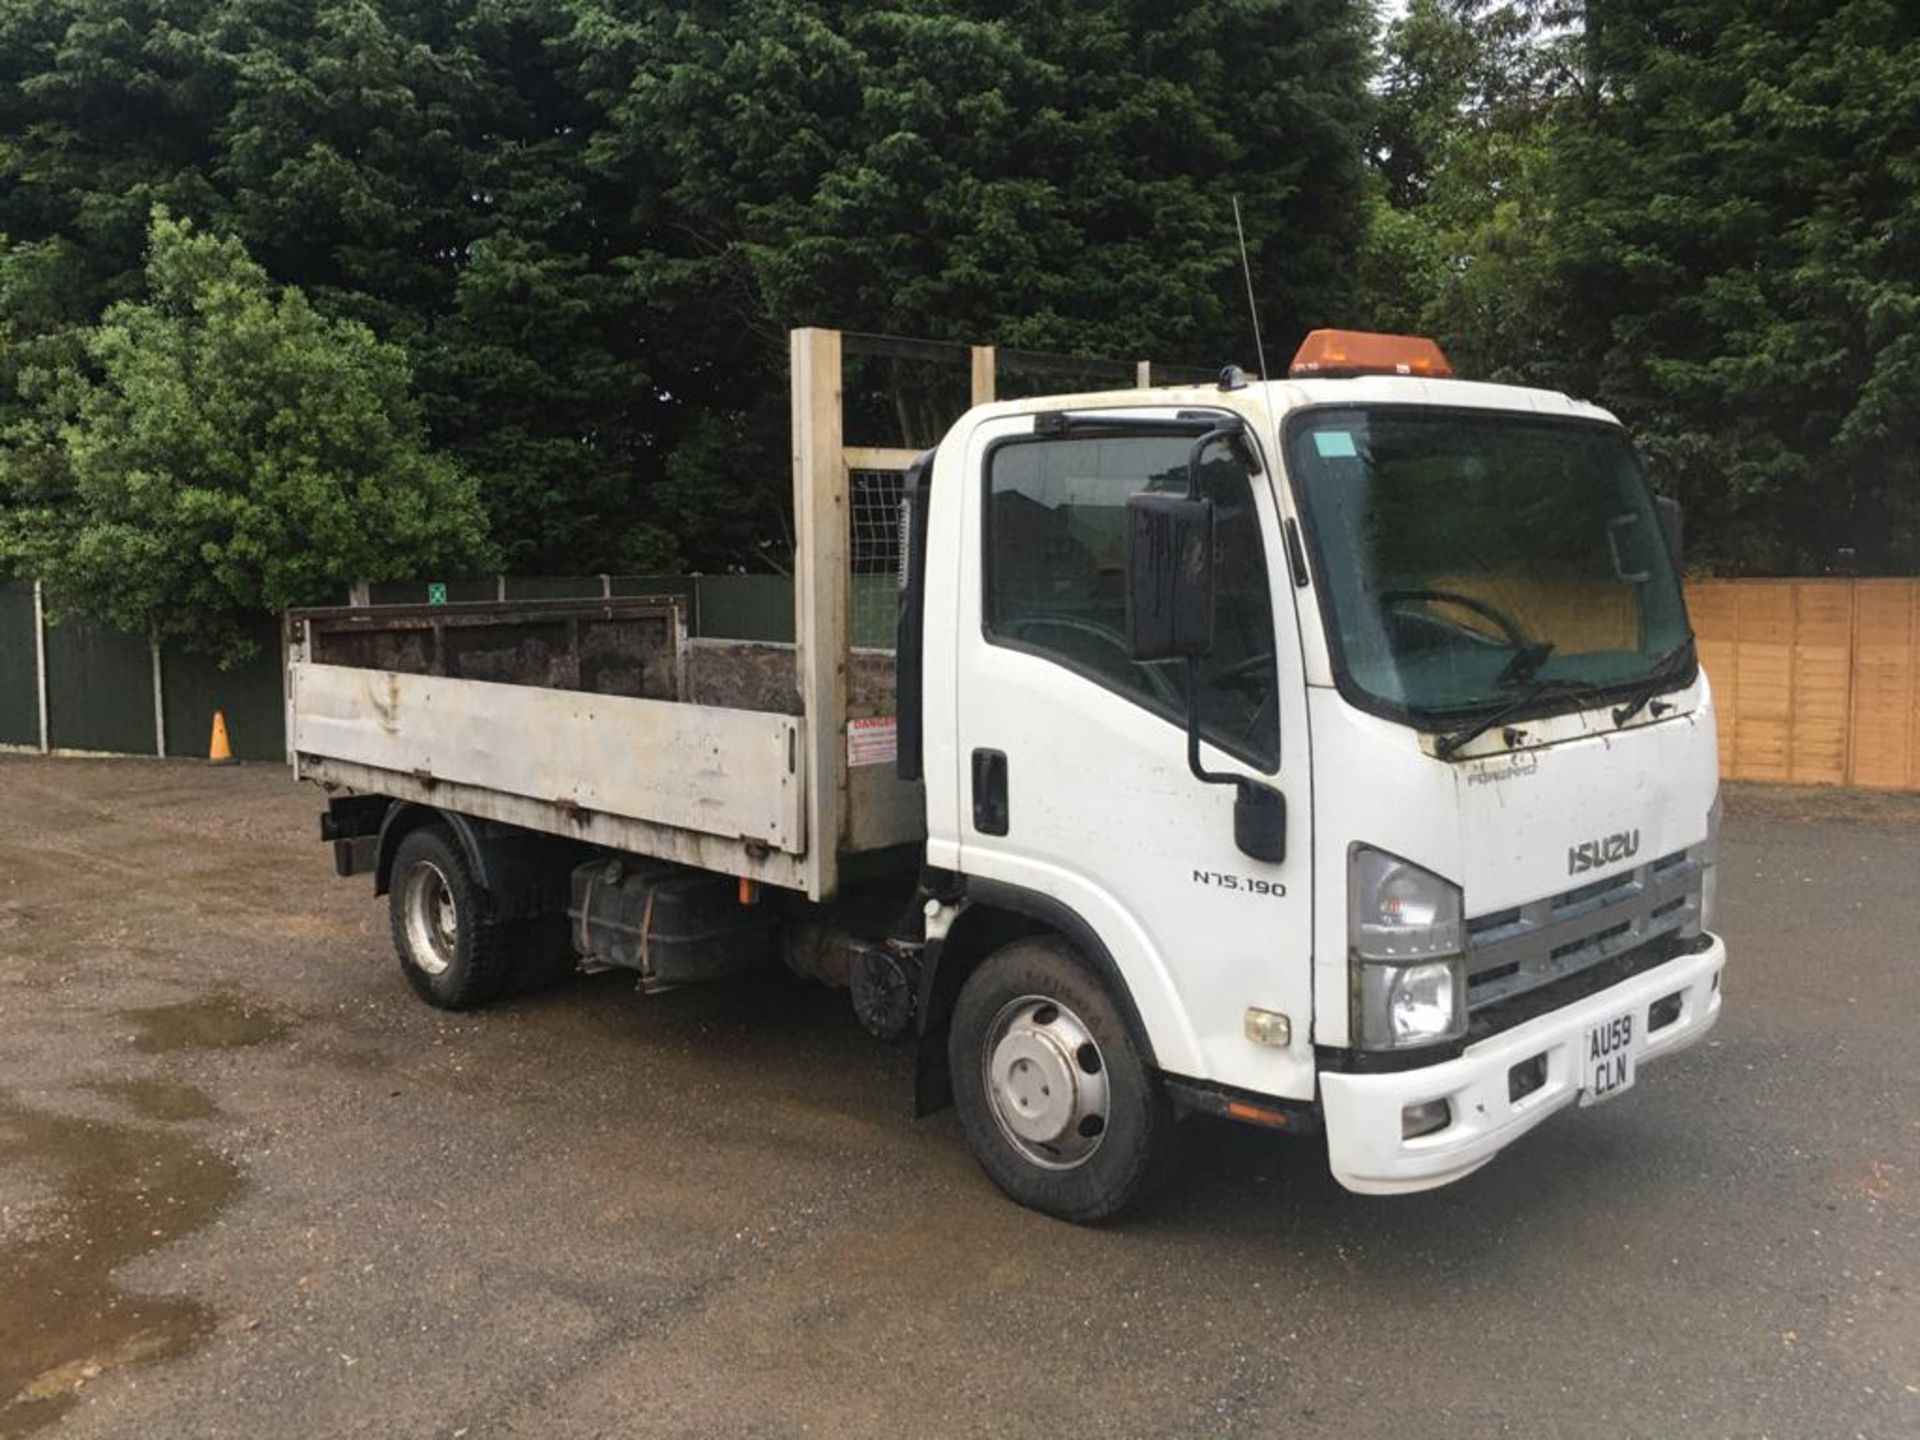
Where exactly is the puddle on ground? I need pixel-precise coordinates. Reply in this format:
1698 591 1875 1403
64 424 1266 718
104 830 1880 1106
0 1094 242 1438
121 995 285 1054
91 1078 218 1123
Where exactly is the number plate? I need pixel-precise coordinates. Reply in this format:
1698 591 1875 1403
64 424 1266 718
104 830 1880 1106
1578 1008 1637 1106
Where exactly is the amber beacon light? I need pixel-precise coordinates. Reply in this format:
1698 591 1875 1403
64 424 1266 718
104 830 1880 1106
1289 329 1453 380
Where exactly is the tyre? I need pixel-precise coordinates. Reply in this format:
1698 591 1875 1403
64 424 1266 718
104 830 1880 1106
948 936 1173 1222
388 826 514 1010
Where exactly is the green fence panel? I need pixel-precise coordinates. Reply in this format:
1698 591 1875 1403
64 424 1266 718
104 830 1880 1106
161 623 284 762
610 574 697 630
610 573 694 597
505 575 605 601
0 582 38 746
694 576 794 642
367 580 427 605
44 616 157 755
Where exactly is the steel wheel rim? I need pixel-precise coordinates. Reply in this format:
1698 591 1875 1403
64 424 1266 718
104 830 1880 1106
403 860 458 977
981 993 1111 1171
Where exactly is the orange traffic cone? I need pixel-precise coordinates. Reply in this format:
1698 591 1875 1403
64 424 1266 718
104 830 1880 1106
208 710 237 766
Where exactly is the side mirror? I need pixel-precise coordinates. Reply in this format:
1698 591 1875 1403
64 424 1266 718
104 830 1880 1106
1655 496 1684 569
1124 492 1214 661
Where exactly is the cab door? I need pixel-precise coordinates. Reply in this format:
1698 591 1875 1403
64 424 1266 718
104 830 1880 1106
949 411 1315 1101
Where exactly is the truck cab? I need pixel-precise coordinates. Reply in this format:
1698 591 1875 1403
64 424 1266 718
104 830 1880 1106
900 329 1723 1210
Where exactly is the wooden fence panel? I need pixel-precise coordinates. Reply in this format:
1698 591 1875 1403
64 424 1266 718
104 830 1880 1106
1789 582 1852 785
1847 580 1918 789
1688 582 1739 768
1730 581 1794 782
1687 577 1920 790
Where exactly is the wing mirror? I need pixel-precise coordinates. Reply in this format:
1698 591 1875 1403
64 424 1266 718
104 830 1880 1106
1123 492 1214 661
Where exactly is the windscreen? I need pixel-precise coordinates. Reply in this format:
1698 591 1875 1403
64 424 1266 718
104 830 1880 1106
1286 406 1692 720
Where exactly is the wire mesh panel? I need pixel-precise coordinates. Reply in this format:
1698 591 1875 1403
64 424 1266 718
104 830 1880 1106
850 466 908 648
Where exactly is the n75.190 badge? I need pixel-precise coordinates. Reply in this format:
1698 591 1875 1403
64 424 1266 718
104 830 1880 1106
1191 870 1286 897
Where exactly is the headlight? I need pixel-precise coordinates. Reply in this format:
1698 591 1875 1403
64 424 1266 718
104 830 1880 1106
1349 846 1467 1049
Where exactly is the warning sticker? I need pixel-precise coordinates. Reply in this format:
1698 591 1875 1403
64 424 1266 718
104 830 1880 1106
847 716 899 767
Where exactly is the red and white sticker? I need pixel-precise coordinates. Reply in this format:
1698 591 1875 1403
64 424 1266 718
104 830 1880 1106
847 716 898 767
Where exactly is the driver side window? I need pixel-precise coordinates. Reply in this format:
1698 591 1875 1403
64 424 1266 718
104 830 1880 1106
983 431 1279 770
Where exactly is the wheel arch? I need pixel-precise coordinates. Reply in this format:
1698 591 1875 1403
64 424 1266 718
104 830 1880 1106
375 803 487 898
913 878 1158 1117
374 804 583 922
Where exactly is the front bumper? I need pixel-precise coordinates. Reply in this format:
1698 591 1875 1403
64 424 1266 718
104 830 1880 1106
1320 935 1726 1195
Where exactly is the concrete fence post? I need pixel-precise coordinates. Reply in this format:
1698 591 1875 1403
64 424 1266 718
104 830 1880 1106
150 641 167 758
282 615 296 766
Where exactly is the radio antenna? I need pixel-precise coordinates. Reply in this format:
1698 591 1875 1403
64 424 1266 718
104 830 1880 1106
1231 195 1270 382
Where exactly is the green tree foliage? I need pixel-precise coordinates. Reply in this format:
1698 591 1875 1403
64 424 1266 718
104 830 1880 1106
0 0 1377 583
1370 1 1920 575
573 0 1374 535
1552 0 1920 573
0 211 492 662
0 0 657 573
1357 1 1576 352
6 0 1915 587
579 0 1369 356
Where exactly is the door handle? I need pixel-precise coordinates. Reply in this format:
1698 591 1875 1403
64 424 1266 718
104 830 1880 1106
971 748 1008 835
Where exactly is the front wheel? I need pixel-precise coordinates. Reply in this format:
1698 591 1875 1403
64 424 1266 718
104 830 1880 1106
948 937 1173 1222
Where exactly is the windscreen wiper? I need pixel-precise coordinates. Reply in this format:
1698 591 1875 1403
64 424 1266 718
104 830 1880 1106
1611 637 1696 727
1432 679 1603 761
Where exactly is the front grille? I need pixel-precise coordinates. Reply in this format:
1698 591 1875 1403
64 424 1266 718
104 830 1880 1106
1465 847 1704 1012
1557 872 1635 911
1465 931 1707 1045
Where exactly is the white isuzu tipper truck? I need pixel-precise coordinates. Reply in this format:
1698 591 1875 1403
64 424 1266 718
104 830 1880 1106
293 327 1725 1221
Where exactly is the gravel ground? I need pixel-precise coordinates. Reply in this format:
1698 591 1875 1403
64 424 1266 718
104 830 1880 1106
0 756 1914 1440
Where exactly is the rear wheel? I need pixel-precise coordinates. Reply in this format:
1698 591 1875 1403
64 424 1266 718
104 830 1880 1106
949 937 1172 1222
388 827 513 1010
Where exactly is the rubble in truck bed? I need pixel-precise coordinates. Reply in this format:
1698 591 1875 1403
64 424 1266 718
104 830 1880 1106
684 642 896 717
297 598 898 718
301 599 682 700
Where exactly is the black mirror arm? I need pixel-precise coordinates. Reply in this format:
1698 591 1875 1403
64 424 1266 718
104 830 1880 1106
1186 422 1244 501
1184 655 1238 790
1177 420 1254 787
1177 422 1287 865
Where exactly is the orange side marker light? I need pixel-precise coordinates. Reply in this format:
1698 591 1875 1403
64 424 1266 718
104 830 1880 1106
1226 1100 1291 1129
